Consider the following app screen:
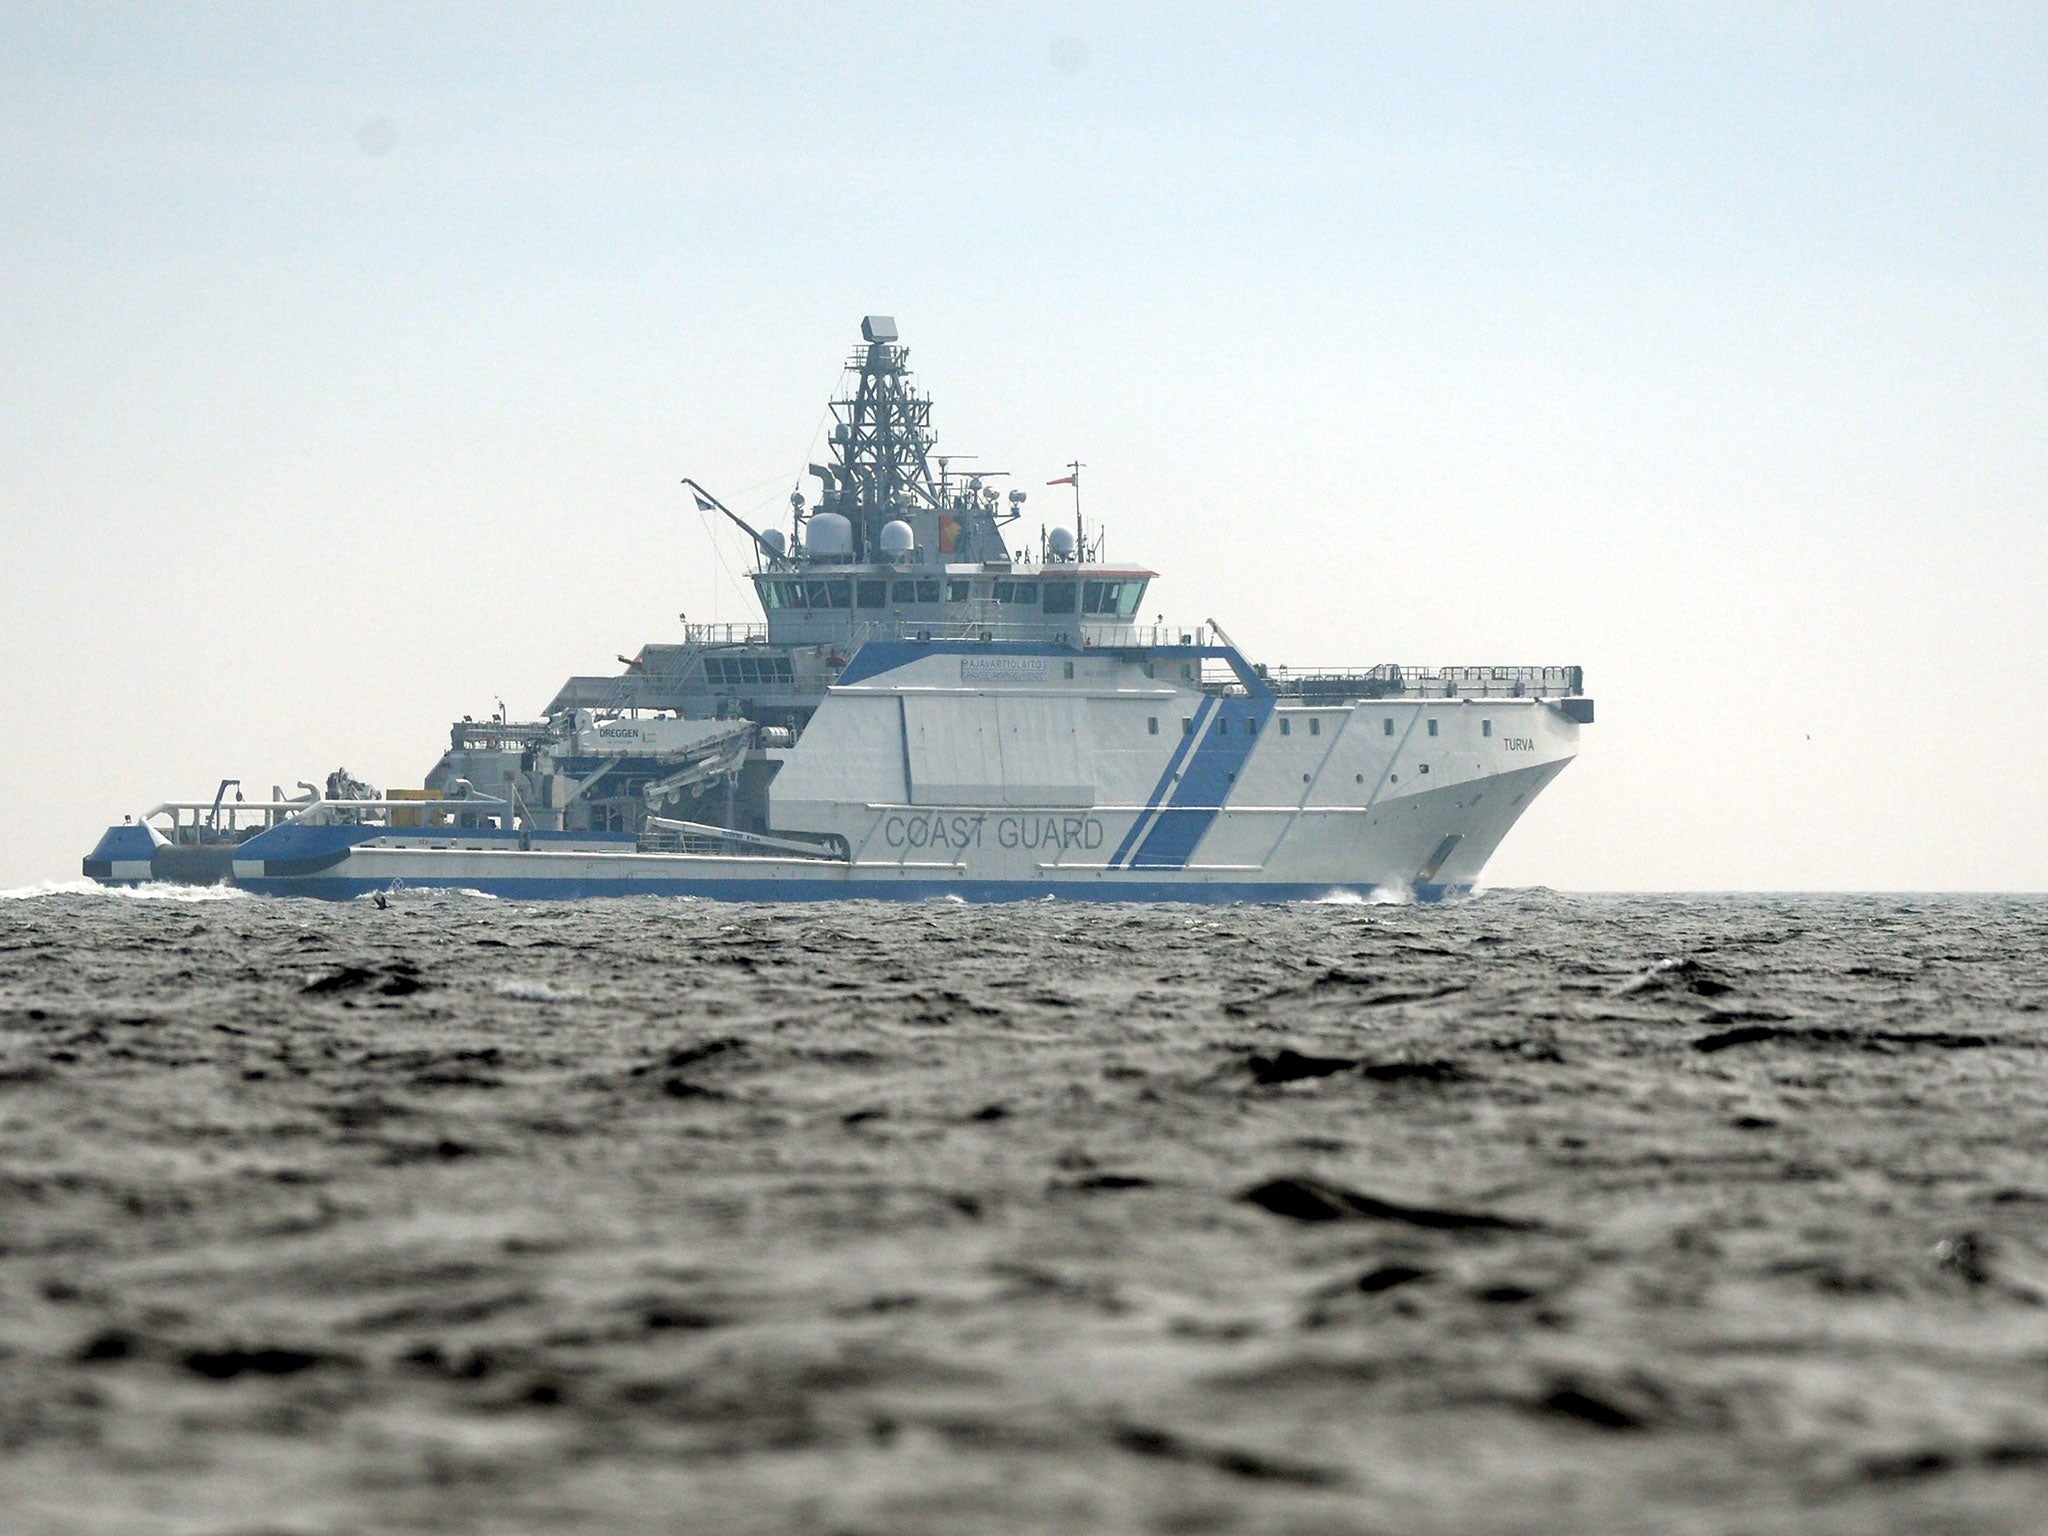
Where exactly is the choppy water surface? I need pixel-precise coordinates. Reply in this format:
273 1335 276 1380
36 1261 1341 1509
3 887 2047 1535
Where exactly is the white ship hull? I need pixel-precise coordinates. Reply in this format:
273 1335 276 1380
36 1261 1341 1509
210 646 1580 902
231 761 1567 902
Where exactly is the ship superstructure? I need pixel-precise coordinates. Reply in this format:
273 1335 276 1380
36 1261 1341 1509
85 317 1592 901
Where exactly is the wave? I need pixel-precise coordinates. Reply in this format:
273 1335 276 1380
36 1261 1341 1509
0 878 250 902
1314 884 1415 906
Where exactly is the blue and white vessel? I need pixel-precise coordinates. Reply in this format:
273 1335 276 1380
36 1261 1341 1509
84 317 1592 902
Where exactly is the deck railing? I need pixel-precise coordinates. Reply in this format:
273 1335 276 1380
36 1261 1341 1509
1263 664 1585 700
682 618 1220 649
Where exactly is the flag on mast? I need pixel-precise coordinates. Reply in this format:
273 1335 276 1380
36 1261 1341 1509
690 489 716 512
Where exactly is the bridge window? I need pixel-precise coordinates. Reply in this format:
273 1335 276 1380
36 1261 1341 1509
1043 582 1077 615
1082 579 1147 617
916 578 941 604
892 581 916 603
948 580 970 602
758 581 783 610
856 580 886 608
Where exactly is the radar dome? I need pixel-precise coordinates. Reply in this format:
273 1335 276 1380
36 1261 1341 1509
759 527 786 556
878 519 915 558
804 512 853 557
1047 526 1077 559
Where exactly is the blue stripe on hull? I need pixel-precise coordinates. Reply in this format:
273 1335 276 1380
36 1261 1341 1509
1129 694 1275 869
240 875 1468 905
1108 695 1215 868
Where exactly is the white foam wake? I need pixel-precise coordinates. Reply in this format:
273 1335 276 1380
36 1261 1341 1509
1314 884 1415 906
0 878 250 902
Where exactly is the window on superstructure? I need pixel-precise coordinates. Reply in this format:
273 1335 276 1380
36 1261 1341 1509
1182 718 1193 735
1280 718 1291 735
857 580 886 608
1482 720 1492 738
1015 581 1038 603
916 578 942 604
892 581 916 603
758 582 782 611
992 580 1014 602
784 583 807 609
1309 718 1321 736
1384 718 1395 735
1043 582 1077 615
1148 717 1159 735
827 580 852 609
1427 718 1439 737
1083 580 1135 616
804 581 831 608
948 580 970 602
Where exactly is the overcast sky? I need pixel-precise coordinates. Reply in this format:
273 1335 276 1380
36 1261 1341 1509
4 4 2044 891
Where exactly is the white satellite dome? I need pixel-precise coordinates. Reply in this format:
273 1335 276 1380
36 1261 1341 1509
804 512 853 557
759 527 787 557
1047 526 1077 560
878 519 915 558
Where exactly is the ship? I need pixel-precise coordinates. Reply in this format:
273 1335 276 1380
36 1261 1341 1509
83 317 1592 902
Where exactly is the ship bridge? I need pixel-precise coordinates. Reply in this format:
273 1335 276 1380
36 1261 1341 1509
750 563 1155 646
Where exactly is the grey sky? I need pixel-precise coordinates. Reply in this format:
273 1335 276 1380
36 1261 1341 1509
3 4 2043 890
